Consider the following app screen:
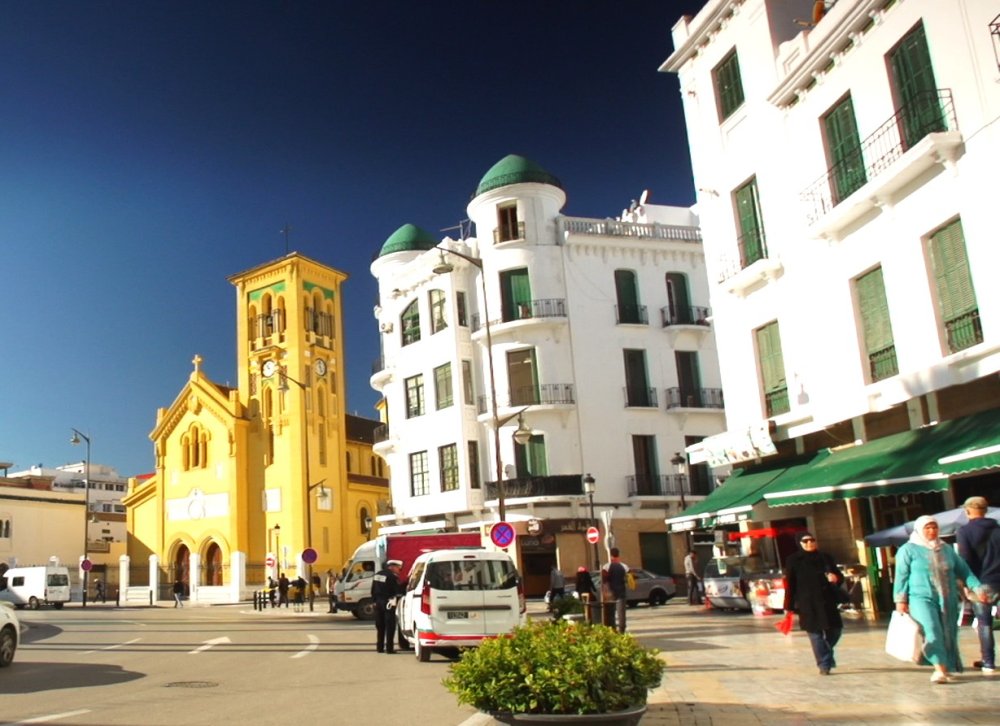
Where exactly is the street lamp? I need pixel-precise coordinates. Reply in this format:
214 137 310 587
70 428 91 607
433 245 533 522
671 452 691 550
582 473 598 571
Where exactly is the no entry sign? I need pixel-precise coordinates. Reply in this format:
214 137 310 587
586 526 600 544
265 555 276 568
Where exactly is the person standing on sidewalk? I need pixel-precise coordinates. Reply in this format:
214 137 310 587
549 565 566 608
602 548 629 633
894 515 982 684
957 496 1000 675
172 579 184 608
372 559 402 654
325 568 339 613
783 532 844 675
684 550 702 605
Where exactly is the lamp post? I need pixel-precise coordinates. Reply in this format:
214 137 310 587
433 245 533 522
582 473 598 572
671 452 690 549
70 428 91 607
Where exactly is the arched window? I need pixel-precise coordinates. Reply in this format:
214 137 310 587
401 299 420 346
665 272 692 325
181 433 191 470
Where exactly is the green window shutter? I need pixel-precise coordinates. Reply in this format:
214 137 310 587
824 96 867 203
857 267 894 355
929 219 981 352
735 179 765 265
714 49 745 121
516 436 547 477
889 23 943 147
500 268 531 320
756 322 788 415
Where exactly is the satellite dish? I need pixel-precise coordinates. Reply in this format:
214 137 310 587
638 189 651 205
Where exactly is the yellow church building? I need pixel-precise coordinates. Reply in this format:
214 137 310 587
123 253 388 601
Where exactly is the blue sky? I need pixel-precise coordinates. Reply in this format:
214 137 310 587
0 0 707 477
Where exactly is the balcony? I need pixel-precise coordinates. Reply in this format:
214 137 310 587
764 387 790 418
624 387 658 409
559 217 702 243
373 424 389 444
477 384 576 414
869 344 899 383
471 298 567 334
717 230 783 296
801 89 962 239
615 304 648 326
627 474 688 498
661 305 711 327
494 221 526 244
484 474 584 501
945 310 983 354
664 387 724 410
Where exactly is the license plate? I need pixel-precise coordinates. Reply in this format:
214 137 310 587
447 611 469 619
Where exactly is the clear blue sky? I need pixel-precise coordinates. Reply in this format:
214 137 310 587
1 0 707 477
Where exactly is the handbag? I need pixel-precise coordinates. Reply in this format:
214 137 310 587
885 611 924 663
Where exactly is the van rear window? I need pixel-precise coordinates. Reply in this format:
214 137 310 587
48 574 69 587
426 559 517 591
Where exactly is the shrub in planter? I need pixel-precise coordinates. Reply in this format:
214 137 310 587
443 620 665 717
550 595 584 620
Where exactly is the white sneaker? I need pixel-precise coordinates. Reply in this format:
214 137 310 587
982 666 996 675
930 671 955 684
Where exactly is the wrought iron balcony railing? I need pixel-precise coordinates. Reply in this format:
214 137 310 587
869 344 899 382
484 474 584 500
664 387 724 410
471 298 567 332
373 424 389 444
765 386 790 418
661 305 711 327
477 384 576 414
615 304 648 325
945 309 982 354
627 474 689 497
624 387 658 408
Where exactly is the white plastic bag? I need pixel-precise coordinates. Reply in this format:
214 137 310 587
885 611 924 663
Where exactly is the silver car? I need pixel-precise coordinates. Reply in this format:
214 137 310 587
546 568 676 608
1 602 19 667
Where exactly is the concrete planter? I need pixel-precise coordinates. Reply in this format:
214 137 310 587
489 705 646 725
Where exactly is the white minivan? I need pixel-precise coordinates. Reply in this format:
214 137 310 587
398 549 525 662
0 566 72 609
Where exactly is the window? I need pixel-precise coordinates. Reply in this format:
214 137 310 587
623 349 654 407
823 95 866 204
615 270 645 324
500 268 532 321
664 273 692 325
434 363 454 409
182 424 208 471
734 177 766 268
346 451 352 472
515 435 547 477
713 49 745 122
927 219 981 353
401 299 421 346
675 351 703 407
888 23 944 150
632 435 659 495
507 348 538 406
755 322 789 416
462 360 474 405
409 451 429 497
456 291 468 326
429 289 447 334
497 202 521 242
856 266 898 382
405 374 425 418
439 443 459 491
468 441 481 489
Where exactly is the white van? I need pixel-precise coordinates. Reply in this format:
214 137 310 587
397 549 525 662
0 566 72 609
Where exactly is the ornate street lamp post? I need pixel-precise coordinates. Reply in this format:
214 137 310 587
70 428 91 607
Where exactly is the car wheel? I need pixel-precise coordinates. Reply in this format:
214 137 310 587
28 597 39 610
356 598 376 620
53 602 64 609
649 590 667 607
0 629 15 667
415 638 431 662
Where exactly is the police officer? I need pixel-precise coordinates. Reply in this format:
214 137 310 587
372 559 402 654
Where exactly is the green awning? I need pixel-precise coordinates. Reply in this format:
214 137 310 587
665 452 828 530
763 408 1000 507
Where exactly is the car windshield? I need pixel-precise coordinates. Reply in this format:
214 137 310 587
426 559 517 591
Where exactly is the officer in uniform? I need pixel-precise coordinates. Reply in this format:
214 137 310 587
372 559 403 654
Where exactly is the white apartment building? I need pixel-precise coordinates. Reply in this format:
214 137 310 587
370 154 726 594
662 0 1000 611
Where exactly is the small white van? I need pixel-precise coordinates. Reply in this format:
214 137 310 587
0 566 72 609
398 549 525 662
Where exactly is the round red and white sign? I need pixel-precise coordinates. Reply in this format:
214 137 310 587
586 526 600 544
265 555 276 568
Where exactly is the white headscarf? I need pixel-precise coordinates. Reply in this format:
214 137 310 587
908 515 942 550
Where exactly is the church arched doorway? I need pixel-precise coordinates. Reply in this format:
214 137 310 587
204 542 223 586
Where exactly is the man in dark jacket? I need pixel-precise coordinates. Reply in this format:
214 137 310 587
957 496 1000 674
602 548 629 633
783 532 845 675
372 559 402 654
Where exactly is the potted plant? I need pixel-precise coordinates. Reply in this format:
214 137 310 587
444 620 665 724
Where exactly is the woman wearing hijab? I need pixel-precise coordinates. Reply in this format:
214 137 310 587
783 532 845 675
893 514 982 683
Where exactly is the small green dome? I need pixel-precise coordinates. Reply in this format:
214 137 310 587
378 223 438 257
474 154 563 197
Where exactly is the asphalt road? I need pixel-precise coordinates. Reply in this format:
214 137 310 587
2 603 475 726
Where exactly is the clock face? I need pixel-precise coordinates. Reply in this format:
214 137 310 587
261 360 278 378
314 359 327 376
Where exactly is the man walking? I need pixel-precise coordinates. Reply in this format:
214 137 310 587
372 559 402 654
602 548 629 633
957 496 1000 675
684 550 701 605
172 579 184 608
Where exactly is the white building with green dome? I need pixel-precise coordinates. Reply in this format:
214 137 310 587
369 154 725 596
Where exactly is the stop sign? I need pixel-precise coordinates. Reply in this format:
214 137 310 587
265 555 276 568
586 526 600 544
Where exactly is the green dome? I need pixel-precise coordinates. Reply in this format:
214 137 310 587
378 223 438 257
474 154 563 197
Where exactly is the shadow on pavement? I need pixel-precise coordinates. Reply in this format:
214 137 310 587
0 662 144 695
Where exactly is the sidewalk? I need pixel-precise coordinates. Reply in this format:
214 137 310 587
639 605 996 725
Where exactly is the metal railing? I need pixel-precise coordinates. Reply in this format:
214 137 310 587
765 387 790 418
664 387 724 410
494 221 526 244
801 89 958 223
560 217 702 243
627 474 688 497
477 384 576 414
945 309 982 353
661 305 711 327
484 474 583 500
373 424 389 444
624 387 658 408
717 229 769 284
471 298 566 332
869 345 899 382
615 304 648 325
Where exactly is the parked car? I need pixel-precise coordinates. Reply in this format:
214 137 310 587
545 568 677 608
397 549 525 662
702 556 785 611
1 602 20 667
